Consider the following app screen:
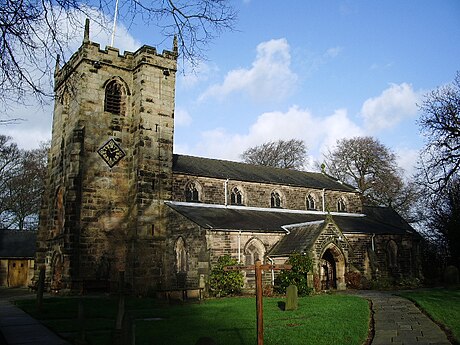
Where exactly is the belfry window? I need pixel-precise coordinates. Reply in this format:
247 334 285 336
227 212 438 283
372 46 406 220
231 187 243 205
306 194 316 210
104 80 124 115
185 182 200 202
271 191 282 208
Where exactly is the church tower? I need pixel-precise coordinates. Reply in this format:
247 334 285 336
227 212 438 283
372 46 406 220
35 19 178 293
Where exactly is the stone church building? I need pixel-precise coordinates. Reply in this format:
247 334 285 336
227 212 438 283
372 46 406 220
35 21 421 294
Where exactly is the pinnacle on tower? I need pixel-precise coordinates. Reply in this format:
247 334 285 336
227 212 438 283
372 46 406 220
83 18 90 43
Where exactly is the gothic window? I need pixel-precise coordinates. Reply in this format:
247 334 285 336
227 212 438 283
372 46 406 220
387 240 398 268
230 187 243 205
185 181 200 202
175 237 187 273
306 194 316 210
244 239 265 266
271 191 282 208
337 197 347 212
104 80 125 115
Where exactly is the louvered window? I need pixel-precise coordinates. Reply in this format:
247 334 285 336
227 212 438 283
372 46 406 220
104 81 123 115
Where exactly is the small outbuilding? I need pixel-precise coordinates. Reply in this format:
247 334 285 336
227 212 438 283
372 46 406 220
0 229 36 287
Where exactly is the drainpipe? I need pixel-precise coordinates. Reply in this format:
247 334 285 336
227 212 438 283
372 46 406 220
267 256 275 286
371 233 376 251
322 188 326 212
238 231 241 263
224 179 229 206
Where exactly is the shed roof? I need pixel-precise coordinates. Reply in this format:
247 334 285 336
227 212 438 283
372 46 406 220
172 154 357 192
0 229 37 258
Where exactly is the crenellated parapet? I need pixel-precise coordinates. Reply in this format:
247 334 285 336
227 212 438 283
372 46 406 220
54 20 177 91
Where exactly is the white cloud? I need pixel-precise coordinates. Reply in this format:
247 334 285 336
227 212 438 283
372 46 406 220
360 83 419 132
175 107 192 126
178 61 219 88
324 46 342 58
199 38 298 102
180 105 363 167
395 147 420 178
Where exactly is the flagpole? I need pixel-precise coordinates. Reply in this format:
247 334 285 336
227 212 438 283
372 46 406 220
110 0 119 47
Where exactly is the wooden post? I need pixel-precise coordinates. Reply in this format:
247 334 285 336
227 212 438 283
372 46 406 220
36 265 45 312
224 261 292 345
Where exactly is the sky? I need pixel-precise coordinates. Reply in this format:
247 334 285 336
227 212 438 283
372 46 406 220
2 0 460 178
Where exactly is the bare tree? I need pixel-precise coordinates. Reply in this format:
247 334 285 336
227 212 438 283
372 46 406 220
0 135 48 229
0 135 21 226
322 136 417 215
0 0 237 107
241 139 308 170
418 71 460 193
7 142 48 229
421 178 460 268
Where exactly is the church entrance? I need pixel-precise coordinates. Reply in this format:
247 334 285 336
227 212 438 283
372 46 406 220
320 244 346 290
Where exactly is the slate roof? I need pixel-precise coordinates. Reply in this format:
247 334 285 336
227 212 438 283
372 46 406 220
172 154 357 192
0 229 37 258
166 202 416 236
269 222 325 256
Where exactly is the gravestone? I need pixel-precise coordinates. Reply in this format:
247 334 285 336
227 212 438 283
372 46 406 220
285 285 298 311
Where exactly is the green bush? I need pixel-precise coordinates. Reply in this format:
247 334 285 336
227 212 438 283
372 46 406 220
208 255 244 297
274 252 314 296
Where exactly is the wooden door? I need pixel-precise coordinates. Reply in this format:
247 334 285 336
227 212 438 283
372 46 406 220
8 260 29 287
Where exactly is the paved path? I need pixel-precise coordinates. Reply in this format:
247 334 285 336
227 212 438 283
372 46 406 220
0 288 70 345
356 291 452 345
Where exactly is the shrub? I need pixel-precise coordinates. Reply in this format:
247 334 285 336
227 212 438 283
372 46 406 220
274 253 314 296
208 255 244 297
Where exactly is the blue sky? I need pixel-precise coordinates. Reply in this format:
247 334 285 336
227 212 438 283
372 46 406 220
3 0 460 177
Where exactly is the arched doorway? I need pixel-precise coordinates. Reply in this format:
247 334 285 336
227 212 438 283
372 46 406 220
320 244 346 290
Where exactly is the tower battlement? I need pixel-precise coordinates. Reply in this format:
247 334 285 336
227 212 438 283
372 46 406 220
55 22 177 91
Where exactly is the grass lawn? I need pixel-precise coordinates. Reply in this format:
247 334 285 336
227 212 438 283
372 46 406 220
398 288 460 343
16 294 369 345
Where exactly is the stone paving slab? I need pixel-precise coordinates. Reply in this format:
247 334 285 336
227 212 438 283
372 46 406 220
0 288 70 345
356 291 452 345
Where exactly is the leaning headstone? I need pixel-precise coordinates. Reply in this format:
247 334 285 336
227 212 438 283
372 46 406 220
285 284 298 311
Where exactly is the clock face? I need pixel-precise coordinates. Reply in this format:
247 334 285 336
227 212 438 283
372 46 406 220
97 139 126 168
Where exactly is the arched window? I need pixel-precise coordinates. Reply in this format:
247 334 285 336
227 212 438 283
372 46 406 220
175 237 187 273
271 191 282 208
387 240 398 268
244 239 265 266
337 197 347 212
230 187 243 205
104 80 125 115
306 194 316 210
185 182 200 202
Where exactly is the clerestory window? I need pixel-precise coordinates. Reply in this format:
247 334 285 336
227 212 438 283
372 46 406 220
185 182 200 202
230 187 243 205
271 191 282 208
337 197 347 212
306 194 316 210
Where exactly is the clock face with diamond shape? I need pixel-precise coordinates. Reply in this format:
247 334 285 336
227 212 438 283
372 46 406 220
97 139 126 168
